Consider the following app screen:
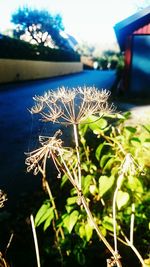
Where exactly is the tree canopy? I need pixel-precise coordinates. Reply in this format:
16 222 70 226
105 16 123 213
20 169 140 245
11 6 71 50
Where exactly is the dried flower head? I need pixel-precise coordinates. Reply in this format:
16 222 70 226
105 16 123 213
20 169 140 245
25 130 63 176
29 86 114 125
0 190 7 208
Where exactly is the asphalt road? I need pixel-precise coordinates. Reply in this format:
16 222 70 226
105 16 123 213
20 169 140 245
0 70 116 207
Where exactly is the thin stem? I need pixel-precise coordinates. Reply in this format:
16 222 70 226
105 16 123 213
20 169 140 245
121 231 146 267
44 180 65 264
30 214 41 267
0 252 8 267
81 194 122 267
109 232 128 246
99 131 126 157
113 173 124 253
73 124 82 190
4 233 14 255
130 203 135 244
59 151 122 266
112 154 132 254
44 180 65 240
59 151 79 189
45 180 58 219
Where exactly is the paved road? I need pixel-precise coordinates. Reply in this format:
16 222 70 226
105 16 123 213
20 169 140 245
0 70 116 207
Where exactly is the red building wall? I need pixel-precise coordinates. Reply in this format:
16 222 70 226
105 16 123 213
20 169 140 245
133 23 150 34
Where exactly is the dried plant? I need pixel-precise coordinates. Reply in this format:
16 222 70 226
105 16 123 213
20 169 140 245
0 190 10 267
25 86 123 267
0 190 7 209
29 86 115 125
26 86 148 267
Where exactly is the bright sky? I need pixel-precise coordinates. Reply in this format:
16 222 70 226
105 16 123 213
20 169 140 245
0 0 149 47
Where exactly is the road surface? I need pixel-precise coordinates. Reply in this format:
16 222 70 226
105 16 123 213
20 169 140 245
0 70 116 207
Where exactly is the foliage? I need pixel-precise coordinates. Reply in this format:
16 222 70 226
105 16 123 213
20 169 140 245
76 42 96 57
26 88 150 267
38 115 149 265
11 6 71 50
0 35 80 62
76 43 124 71
97 50 124 70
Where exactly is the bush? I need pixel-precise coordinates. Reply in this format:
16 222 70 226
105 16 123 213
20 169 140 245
0 35 80 62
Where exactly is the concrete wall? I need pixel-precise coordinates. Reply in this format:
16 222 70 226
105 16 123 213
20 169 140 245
0 59 83 83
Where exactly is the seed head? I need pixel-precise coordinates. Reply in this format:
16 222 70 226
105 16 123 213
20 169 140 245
0 190 7 208
29 86 114 124
25 130 63 176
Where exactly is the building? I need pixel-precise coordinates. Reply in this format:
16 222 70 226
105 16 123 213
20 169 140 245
114 6 150 96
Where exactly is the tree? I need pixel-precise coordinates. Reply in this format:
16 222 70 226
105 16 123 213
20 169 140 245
11 6 70 50
76 42 95 57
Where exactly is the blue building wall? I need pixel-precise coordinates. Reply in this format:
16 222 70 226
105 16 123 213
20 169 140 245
129 35 150 96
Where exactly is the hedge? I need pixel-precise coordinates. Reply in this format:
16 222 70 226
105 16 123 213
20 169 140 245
0 35 80 62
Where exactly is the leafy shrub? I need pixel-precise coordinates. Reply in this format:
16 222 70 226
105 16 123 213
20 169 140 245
0 35 80 62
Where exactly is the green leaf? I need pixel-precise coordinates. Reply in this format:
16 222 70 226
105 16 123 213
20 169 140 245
99 175 115 197
89 184 98 195
95 142 106 161
79 123 88 136
99 226 107 236
35 201 51 226
85 222 93 241
82 175 93 195
65 205 74 213
61 174 68 187
76 250 86 265
102 216 114 232
116 190 130 210
123 111 132 119
93 129 103 135
63 210 79 233
102 216 120 233
143 124 150 134
125 126 136 134
43 210 54 231
103 157 115 171
79 225 86 239
82 162 89 172
36 206 54 227
127 176 143 193
78 221 93 241
105 113 125 119
87 116 107 131
67 196 78 205
130 137 141 145
100 154 112 168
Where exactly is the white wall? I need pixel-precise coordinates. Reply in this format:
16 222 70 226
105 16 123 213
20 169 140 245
0 59 83 83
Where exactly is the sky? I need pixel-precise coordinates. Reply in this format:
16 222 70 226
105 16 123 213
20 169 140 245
0 0 149 48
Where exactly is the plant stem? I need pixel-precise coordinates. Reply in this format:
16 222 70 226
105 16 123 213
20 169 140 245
73 124 122 266
113 187 119 254
44 180 65 264
59 150 122 266
121 231 146 267
73 124 82 190
30 214 41 267
81 194 122 267
130 203 135 244
44 180 65 240
4 233 14 255
113 173 124 253
112 154 131 254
